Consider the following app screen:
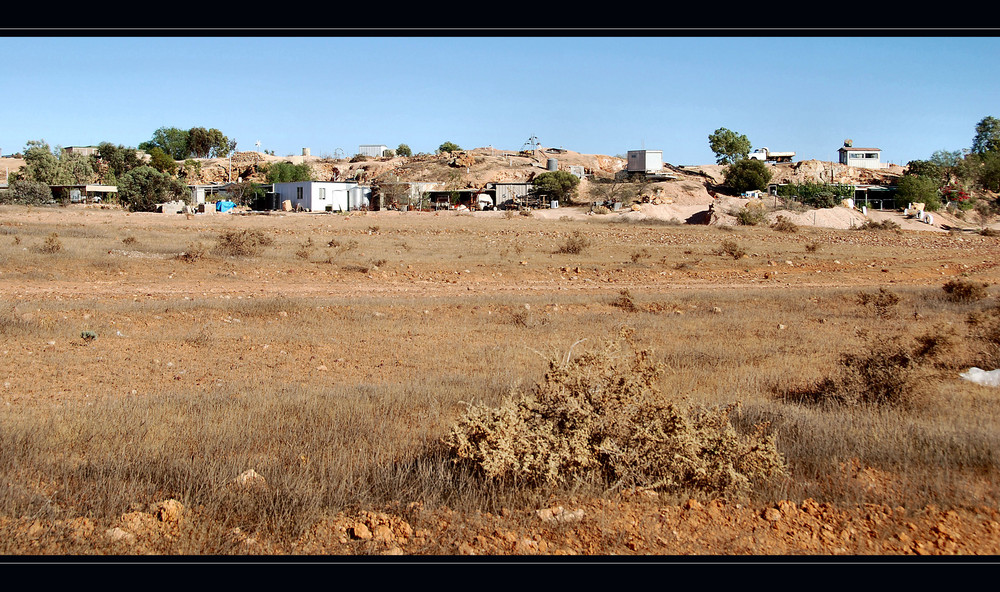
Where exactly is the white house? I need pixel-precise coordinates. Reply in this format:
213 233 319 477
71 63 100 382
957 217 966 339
271 181 370 212
626 150 663 174
358 144 389 158
838 144 883 169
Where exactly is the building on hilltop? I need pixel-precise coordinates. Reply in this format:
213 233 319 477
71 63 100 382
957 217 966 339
358 145 389 158
838 142 883 169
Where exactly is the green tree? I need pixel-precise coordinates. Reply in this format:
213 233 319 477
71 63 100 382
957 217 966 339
532 170 580 204
396 144 412 157
3 179 53 205
15 140 94 186
895 174 942 211
95 142 143 182
723 159 772 194
118 166 188 212
16 140 62 184
140 127 190 160
438 141 461 154
972 116 1000 156
187 127 212 158
148 147 178 175
265 161 313 183
979 151 1000 192
708 127 752 165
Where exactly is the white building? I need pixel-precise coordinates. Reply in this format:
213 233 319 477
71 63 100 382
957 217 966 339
838 145 883 169
358 144 389 158
626 150 663 174
272 181 370 212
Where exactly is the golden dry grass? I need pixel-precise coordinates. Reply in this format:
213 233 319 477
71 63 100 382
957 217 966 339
1 204 1000 554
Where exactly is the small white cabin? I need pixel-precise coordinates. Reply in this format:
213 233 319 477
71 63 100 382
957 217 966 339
626 150 663 174
272 181 370 212
838 145 883 169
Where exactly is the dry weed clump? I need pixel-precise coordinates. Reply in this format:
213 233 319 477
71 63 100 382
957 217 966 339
555 231 590 255
443 333 787 497
38 232 63 254
856 219 901 232
942 279 989 303
780 333 933 410
770 215 798 233
856 287 900 319
214 229 274 258
610 289 639 313
715 239 746 260
176 242 208 263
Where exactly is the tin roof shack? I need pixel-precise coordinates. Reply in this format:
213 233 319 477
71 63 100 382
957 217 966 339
49 184 117 204
494 182 535 210
271 181 370 212
838 143 883 169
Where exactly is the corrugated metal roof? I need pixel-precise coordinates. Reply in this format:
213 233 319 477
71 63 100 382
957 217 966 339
838 147 881 152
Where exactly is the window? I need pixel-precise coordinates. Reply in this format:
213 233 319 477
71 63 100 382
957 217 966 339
296 187 303 200
319 187 326 201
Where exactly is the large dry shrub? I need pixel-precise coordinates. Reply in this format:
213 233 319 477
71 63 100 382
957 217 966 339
782 333 934 409
442 333 786 496
214 229 274 258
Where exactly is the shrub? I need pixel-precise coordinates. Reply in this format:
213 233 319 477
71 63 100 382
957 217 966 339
716 239 746 260
942 279 989 302
732 201 768 226
555 231 590 255
176 242 207 263
442 333 787 496
39 232 63 254
723 159 772 194
780 331 953 410
856 219 900 232
611 289 639 313
4 179 53 205
856 288 900 319
770 215 798 233
214 229 274 258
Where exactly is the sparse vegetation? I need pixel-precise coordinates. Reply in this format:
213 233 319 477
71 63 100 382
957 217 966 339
214 229 274 258
555 230 590 255
443 333 787 496
715 239 746 260
942 278 989 302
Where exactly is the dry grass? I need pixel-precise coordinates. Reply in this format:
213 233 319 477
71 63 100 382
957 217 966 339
2 205 1000 553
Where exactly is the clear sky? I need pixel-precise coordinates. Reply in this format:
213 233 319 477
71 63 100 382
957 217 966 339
2 34 998 166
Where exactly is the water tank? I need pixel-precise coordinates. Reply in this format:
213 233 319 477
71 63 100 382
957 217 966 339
302 148 311 156
547 158 558 172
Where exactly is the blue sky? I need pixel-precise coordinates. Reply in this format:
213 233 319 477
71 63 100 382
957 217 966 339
2 34 998 166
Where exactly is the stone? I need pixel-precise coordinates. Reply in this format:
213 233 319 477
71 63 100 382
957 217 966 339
350 523 372 540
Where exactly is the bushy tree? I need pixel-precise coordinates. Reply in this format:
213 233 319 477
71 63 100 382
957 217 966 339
723 159 772 194
777 182 853 209
396 143 412 157
972 116 1000 156
895 174 942 211
16 140 62 184
148 147 177 175
95 142 143 182
3 179 53 205
139 127 190 160
708 127 752 165
532 170 580 204
15 140 94 186
265 161 313 183
118 166 187 212
438 141 461 154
